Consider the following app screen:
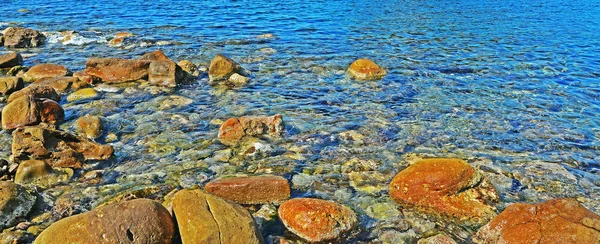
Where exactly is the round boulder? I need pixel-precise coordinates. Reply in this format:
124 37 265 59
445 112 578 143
348 58 387 80
23 64 71 82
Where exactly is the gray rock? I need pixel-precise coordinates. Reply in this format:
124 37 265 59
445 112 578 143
0 181 36 229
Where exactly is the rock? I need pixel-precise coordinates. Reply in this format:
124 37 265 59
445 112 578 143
2 27 45 48
6 65 27 76
148 60 177 87
0 52 23 68
474 198 600 244
178 60 199 77
22 64 71 82
14 159 72 188
208 54 245 83
75 114 103 139
12 126 114 168
205 175 290 204
228 73 250 86
348 58 387 80
33 76 86 93
140 50 170 61
0 181 36 229
115 32 134 39
389 158 498 227
66 87 99 102
256 33 275 39
73 70 97 85
34 199 175 244
279 198 358 242
218 114 284 146
7 85 61 104
0 77 24 95
0 36 3 46
108 37 125 46
172 189 264 244
1 95 64 130
417 234 457 244
84 58 150 83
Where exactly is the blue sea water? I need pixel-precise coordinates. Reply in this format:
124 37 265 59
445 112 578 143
1 0 600 241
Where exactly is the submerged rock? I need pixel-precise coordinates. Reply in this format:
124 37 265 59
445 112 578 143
0 52 23 68
1 96 64 130
14 159 72 188
7 85 61 104
34 198 175 244
2 27 45 48
12 126 114 168
75 114 103 139
208 54 247 85
0 77 24 95
278 198 358 242
228 73 250 86
0 181 36 229
474 198 600 243
348 58 387 80
84 58 150 83
389 158 498 227
66 87 99 102
417 234 457 244
172 189 264 244
22 64 71 82
204 175 290 204
218 114 284 146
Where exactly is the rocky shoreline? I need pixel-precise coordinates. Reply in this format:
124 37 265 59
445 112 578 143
0 26 599 243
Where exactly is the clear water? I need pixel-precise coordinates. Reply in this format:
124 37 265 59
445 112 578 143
1 0 600 241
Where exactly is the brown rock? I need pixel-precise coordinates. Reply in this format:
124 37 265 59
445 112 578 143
205 175 290 204
73 70 97 85
172 189 264 244
2 96 41 130
12 126 114 168
14 159 72 188
218 114 284 146
33 76 85 93
39 99 64 124
389 158 498 227
7 85 61 104
208 54 244 82
0 77 24 95
34 199 175 244
149 60 177 87
0 52 23 68
22 64 71 82
278 198 358 242
140 50 170 61
0 181 36 229
75 114 103 139
2 27 45 48
474 198 600 244
348 58 387 80
178 60 199 77
84 58 150 83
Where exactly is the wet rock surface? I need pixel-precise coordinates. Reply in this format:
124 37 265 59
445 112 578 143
14 159 72 188
347 58 387 80
0 52 23 68
205 175 290 204
0 181 36 229
2 27 45 48
1 95 64 130
7 85 60 104
208 54 248 86
75 114 103 139
218 114 284 146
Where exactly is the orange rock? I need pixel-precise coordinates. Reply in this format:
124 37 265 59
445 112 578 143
217 114 284 146
389 158 498 227
108 37 124 46
0 52 23 68
39 99 64 124
1 95 40 130
205 175 290 204
348 58 387 80
278 198 357 242
474 198 600 244
218 118 244 145
140 50 170 61
2 27 45 48
22 64 71 82
84 58 150 83
7 85 61 104
115 32 134 39
73 71 97 85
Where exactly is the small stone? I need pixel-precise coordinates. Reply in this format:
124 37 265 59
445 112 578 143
7 85 60 104
208 54 244 82
75 114 103 139
218 114 284 146
34 199 175 244
115 32 134 39
0 181 36 229
279 198 358 242
0 77 24 95
256 33 275 39
14 159 72 188
172 189 264 244
418 234 458 244
205 175 290 204
228 73 250 86
66 88 99 102
0 52 23 68
178 60 200 77
348 58 387 80
84 58 150 83
2 27 45 48
22 64 71 82
474 198 600 244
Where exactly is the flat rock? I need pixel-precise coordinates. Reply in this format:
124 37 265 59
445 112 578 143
218 114 284 146
278 198 358 242
12 126 114 168
474 198 600 244
84 58 150 83
0 52 23 68
2 27 45 48
348 58 387 80
389 158 498 227
34 198 175 244
23 64 71 82
0 76 24 95
0 181 36 229
205 175 290 204
172 189 263 244
7 85 61 104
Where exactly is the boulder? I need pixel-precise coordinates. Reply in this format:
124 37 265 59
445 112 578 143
348 58 387 80
33 76 86 93
389 158 498 227
205 175 290 204
75 114 103 139
208 54 245 83
2 27 45 48
12 126 114 168
0 52 23 68
278 198 357 242
178 60 200 77
0 77 24 95
474 198 600 244
34 199 175 244
84 58 150 83
0 181 36 229
148 60 177 87
1 95 63 130
22 64 71 82
39 99 64 124
218 114 284 146
7 85 61 104
140 50 170 61
172 189 263 244
14 159 72 188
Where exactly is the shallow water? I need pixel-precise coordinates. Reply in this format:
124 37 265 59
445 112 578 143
1 0 600 242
